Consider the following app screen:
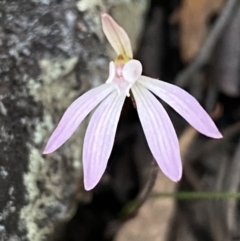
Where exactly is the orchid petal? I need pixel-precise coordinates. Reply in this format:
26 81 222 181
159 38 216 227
43 84 115 154
83 91 126 190
122 59 142 83
139 76 222 139
101 13 133 58
106 61 116 83
132 83 182 182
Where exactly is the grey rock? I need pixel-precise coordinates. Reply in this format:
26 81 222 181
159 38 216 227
0 0 149 240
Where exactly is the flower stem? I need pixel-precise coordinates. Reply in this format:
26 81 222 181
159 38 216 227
151 192 240 199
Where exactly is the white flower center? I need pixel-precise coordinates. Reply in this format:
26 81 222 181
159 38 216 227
106 59 142 96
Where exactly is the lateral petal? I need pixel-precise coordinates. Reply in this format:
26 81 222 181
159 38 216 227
106 61 116 83
83 91 126 190
43 84 114 154
132 83 182 182
139 76 222 138
101 13 133 58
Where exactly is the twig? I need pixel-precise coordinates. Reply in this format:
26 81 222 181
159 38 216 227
183 165 203 191
175 0 239 87
223 139 240 229
118 161 158 219
188 121 240 164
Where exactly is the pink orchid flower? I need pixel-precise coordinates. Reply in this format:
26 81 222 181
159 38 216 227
43 13 222 190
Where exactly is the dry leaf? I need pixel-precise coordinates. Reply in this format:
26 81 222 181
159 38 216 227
171 0 224 62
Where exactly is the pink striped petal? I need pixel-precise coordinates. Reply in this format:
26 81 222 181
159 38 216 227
131 83 182 182
139 76 222 138
101 13 133 58
43 84 114 154
83 91 126 190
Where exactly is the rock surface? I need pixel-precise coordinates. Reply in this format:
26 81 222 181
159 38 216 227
0 0 148 240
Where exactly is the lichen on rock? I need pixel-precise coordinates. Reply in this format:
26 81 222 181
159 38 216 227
0 0 149 240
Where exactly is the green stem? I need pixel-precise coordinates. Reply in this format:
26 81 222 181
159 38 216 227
151 192 240 199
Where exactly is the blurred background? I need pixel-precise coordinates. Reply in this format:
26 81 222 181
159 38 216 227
1 0 240 241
